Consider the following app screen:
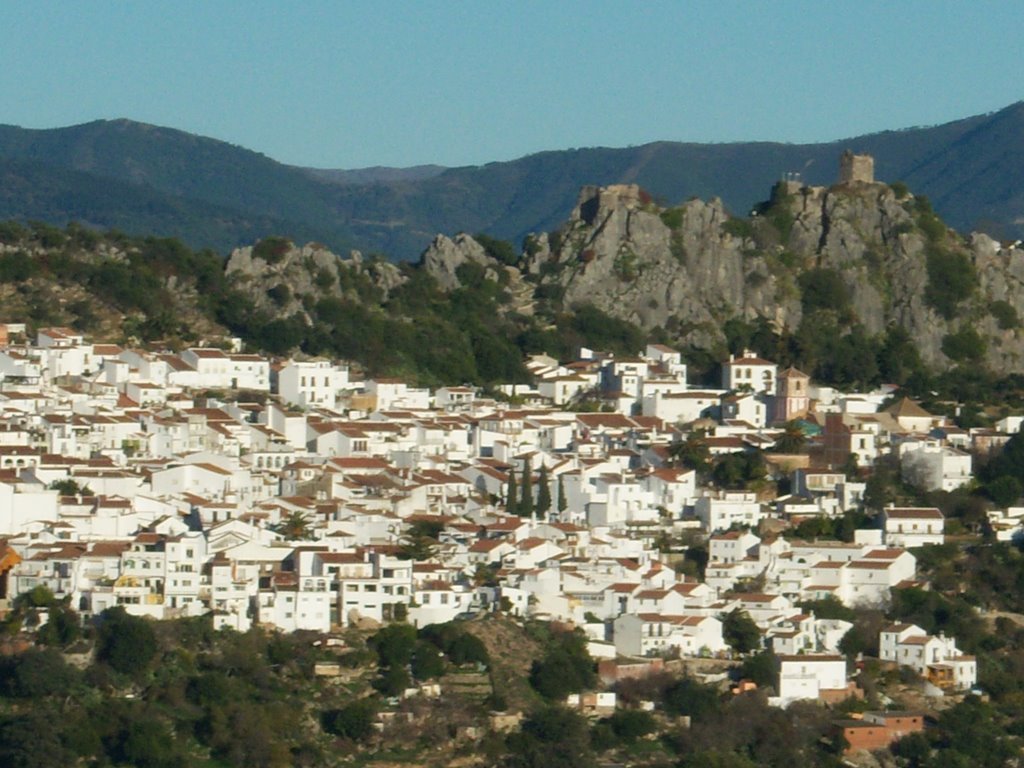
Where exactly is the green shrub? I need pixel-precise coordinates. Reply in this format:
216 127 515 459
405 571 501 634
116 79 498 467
926 248 977 319
29 221 66 248
0 220 28 245
942 326 986 363
660 208 684 230
252 236 291 264
474 233 518 266
372 664 411 696
0 251 38 282
523 234 543 257
0 648 79 698
721 218 755 239
314 268 335 290
890 181 910 199
613 250 639 281
670 234 687 264
798 268 851 315
991 300 1019 330
663 676 721 720
548 229 564 253
266 284 291 306
914 197 948 242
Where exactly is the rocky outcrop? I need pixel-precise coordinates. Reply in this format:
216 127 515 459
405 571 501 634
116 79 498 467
419 233 501 290
225 241 405 320
419 233 537 316
520 179 1024 371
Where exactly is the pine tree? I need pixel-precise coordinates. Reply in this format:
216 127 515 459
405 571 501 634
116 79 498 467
557 475 568 514
506 468 518 513
536 464 552 518
519 460 534 517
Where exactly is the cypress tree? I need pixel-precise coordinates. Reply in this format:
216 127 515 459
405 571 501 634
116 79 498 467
506 468 518 513
520 460 534 517
557 474 568 514
536 464 552 518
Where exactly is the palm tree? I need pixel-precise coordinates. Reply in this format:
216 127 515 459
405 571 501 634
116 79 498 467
774 420 807 454
278 511 314 540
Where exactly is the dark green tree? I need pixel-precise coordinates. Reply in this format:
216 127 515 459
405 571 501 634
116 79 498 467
411 640 445 680
369 623 417 667
722 609 761 654
373 664 411 696
988 475 1023 508
670 431 711 475
96 607 157 676
536 464 552 518
557 474 568 514
519 460 534 517
36 605 80 647
596 709 656 747
322 699 377 742
663 676 722 720
738 650 777 688
529 630 596 700
399 519 442 561
506 468 518 513
505 705 593 768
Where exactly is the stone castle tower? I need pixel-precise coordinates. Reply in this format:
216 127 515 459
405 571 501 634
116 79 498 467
839 150 874 184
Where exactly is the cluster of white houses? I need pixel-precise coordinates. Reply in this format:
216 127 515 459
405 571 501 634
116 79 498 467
0 327 1002 702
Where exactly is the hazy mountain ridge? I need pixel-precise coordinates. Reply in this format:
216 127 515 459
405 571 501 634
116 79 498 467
301 164 446 186
0 104 1022 258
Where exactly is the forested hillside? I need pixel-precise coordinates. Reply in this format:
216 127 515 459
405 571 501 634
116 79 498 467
3 103 1024 258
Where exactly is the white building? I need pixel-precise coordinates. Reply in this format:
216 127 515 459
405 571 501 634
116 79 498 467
723 351 778 395
901 443 973 492
277 359 349 409
612 613 726 657
773 654 848 707
882 507 944 548
694 491 763 533
879 623 976 691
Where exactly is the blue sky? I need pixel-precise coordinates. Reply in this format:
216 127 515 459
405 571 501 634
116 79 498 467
1 1 1020 169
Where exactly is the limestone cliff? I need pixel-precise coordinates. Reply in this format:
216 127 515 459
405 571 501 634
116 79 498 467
410 173 1024 372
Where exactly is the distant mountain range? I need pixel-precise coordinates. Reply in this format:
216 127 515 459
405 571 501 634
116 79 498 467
2 102 1024 259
